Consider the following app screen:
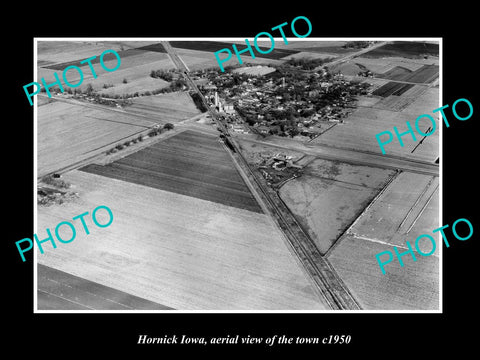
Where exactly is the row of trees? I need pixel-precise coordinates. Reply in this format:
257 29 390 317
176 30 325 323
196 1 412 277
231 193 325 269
106 123 175 155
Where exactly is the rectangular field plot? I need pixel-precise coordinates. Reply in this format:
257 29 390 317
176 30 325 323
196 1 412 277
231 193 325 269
375 65 439 84
81 130 262 213
38 41 125 66
43 48 146 71
403 64 439 83
37 100 156 177
37 170 326 310
372 85 429 112
372 82 415 97
278 159 396 254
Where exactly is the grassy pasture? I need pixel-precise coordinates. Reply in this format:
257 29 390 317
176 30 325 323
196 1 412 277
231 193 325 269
372 82 415 97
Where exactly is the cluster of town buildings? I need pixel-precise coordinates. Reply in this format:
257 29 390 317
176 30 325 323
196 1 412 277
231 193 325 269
193 63 370 139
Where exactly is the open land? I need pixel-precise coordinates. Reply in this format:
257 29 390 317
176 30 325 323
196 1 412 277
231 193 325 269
311 86 440 162
361 41 439 59
81 130 262 213
38 45 175 94
123 92 201 123
37 99 156 177
326 171 439 310
278 159 396 254
37 169 326 310
326 233 439 310
36 39 441 311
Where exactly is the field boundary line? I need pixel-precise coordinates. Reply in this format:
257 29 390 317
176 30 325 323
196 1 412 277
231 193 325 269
405 182 439 234
349 233 409 250
397 176 434 232
347 232 440 258
307 123 338 142
38 127 180 180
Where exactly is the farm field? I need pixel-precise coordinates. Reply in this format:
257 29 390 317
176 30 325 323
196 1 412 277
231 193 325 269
327 233 439 310
372 82 416 97
173 47 284 71
326 171 440 310
37 99 156 177
348 171 439 248
362 41 439 59
342 56 438 75
38 264 172 310
371 85 430 112
43 48 148 71
37 41 126 66
122 92 201 123
275 40 359 54
170 40 299 59
81 130 262 213
232 65 277 76
37 170 327 310
328 62 366 76
375 65 439 85
311 86 440 162
97 76 170 96
37 48 174 94
278 159 396 254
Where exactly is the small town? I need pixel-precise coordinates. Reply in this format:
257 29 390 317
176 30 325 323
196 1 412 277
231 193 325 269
191 60 371 139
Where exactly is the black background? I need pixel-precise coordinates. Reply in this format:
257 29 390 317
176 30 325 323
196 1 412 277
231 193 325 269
5 4 478 356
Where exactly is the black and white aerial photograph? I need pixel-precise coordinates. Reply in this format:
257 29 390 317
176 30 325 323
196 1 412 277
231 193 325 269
6 6 478 356
34 38 440 311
